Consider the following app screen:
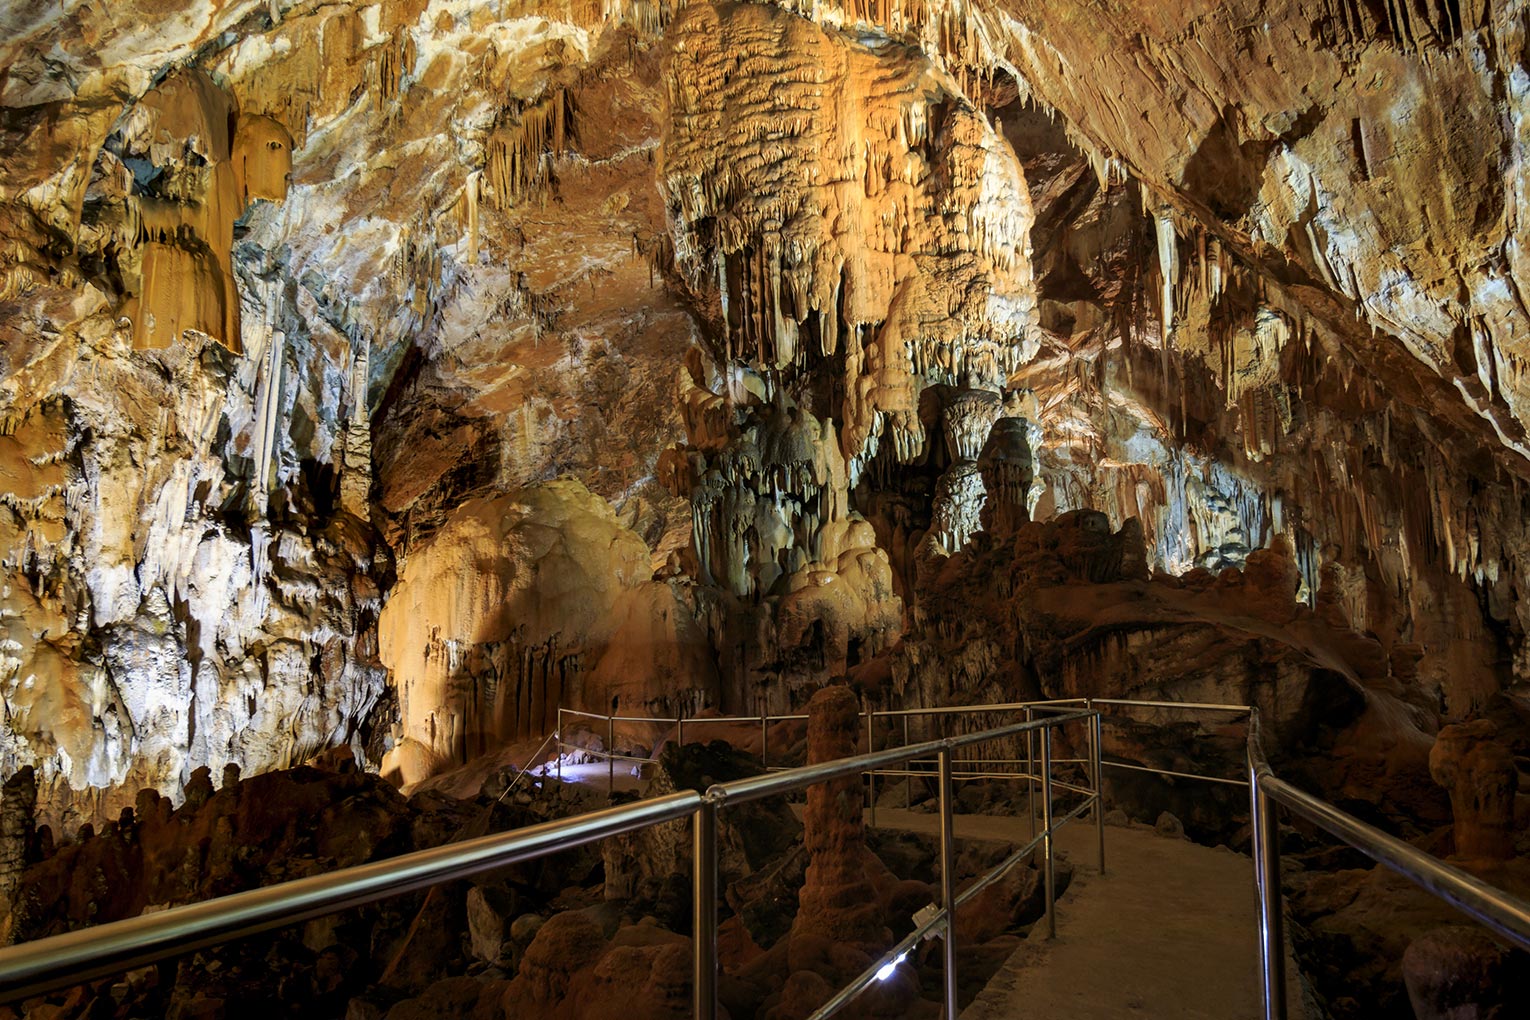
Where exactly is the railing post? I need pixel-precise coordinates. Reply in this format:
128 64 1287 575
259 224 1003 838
938 747 959 1020
677 716 685 748
694 799 718 1020
761 710 768 769
1250 758 1288 1020
1091 703 1105 875
1041 725 1056 939
893 718 905 807
607 715 615 797
1025 706 1036 839
867 710 877 827
556 709 563 782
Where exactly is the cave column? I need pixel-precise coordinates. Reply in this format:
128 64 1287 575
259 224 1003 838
340 334 373 519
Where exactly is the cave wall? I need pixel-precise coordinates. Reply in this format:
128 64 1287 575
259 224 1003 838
2 0 1530 815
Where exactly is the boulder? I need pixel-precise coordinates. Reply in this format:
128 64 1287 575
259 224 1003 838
1402 926 1518 1020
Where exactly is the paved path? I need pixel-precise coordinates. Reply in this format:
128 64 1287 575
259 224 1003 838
864 807 1305 1020
527 755 1305 1017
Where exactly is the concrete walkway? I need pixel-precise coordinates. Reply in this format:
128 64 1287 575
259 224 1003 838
865 807 1304 1020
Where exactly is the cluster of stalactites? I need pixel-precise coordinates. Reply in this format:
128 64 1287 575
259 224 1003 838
924 461 986 557
81 68 292 355
484 87 576 212
767 0 1012 97
942 387 1002 460
670 395 851 600
659 0 1038 485
977 416 1033 533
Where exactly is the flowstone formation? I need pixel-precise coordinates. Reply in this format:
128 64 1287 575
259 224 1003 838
378 479 717 780
6 0 1530 1014
101 68 294 354
657 1 1036 708
2 0 708 818
0 295 387 833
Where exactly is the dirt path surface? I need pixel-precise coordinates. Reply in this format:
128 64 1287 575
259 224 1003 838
865 807 1305 1020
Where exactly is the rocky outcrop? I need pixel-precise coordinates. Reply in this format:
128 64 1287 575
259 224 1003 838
1430 720 1520 861
0 316 389 830
1 0 699 822
1403 925 1524 1020
0 767 36 945
5 1 1530 982
378 479 717 782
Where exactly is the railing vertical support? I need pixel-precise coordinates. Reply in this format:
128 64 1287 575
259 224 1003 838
1091 704 1105 875
1041 726 1056 939
677 716 685 748
1025 706 1036 839
1250 759 1288 1020
761 711 768 769
867 710 877 827
694 800 719 1020
555 709 563 782
937 747 959 1020
893 715 905 807
607 715 615 797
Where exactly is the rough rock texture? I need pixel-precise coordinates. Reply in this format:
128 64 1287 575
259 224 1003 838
7 11 1530 1017
763 685 912 1020
499 914 694 1020
791 686 893 956
378 479 716 779
2 0 703 815
654 0 1038 710
1430 719 1519 861
1403 925 1522 1020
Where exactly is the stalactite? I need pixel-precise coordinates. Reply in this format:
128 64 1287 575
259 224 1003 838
251 282 285 517
484 88 577 209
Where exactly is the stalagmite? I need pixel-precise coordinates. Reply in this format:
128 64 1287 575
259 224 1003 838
978 416 1033 534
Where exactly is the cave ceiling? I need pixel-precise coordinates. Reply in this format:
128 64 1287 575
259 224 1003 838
2 0 1529 820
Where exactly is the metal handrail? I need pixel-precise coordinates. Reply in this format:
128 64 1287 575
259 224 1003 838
0 707 1102 1020
1247 708 1530 1019
1105 759 1247 787
0 791 703 1002
697 708 1100 1020
558 695 1246 870
1093 697 1251 714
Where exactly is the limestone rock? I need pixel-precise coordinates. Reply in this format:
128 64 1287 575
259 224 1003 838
467 886 515 963
1430 721 1519 861
1402 926 1521 1020
379 480 715 781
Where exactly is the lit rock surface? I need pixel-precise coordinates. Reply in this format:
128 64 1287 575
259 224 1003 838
378 479 715 779
3 0 1530 877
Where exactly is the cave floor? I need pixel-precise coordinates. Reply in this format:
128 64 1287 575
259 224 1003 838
862 807 1309 1020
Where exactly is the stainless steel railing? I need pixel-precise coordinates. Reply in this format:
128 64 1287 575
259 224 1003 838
694 708 1100 1020
560 696 1249 842
1247 708 1530 1020
0 708 1102 1020
32 690 1528 1020
0 791 704 1002
557 694 1256 900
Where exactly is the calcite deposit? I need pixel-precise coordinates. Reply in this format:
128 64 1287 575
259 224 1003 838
6 0 1530 1013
